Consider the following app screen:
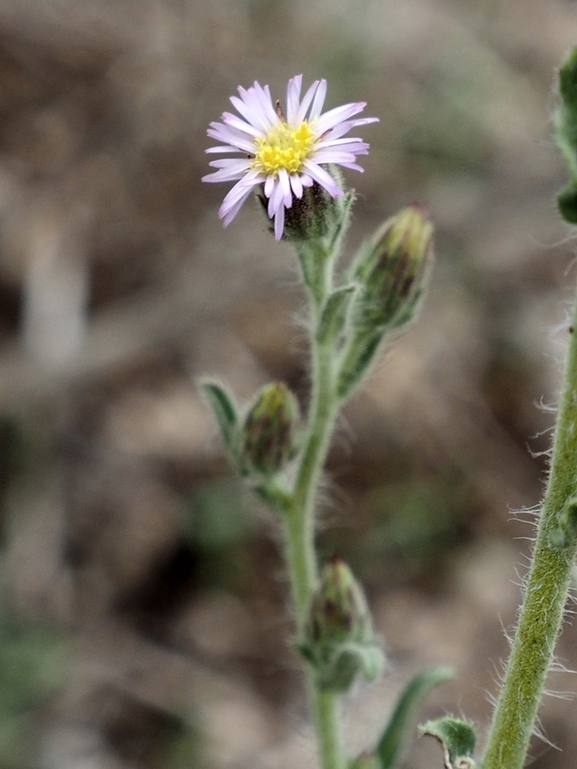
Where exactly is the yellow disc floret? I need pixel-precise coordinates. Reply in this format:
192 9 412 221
252 121 315 176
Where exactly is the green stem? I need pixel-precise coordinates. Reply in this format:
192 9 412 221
312 688 346 769
281 245 346 769
284 246 337 626
482 297 577 769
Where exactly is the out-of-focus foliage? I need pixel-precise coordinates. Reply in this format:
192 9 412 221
0 614 64 768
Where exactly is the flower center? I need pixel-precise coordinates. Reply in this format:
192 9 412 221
252 121 315 176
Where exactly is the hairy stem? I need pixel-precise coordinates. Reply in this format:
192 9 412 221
482 299 577 769
282 245 346 769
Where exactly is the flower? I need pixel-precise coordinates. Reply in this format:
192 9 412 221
202 75 378 240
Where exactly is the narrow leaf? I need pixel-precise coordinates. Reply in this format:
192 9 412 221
376 666 454 769
316 284 358 345
555 48 577 221
337 329 383 399
200 379 239 451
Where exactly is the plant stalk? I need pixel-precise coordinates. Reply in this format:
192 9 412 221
482 296 577 769
282 245 346 769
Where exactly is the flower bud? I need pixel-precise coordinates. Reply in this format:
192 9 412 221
336 204 434 398
240 382 299 476
308 557 371 646
353 202 433 332
299 557 384 692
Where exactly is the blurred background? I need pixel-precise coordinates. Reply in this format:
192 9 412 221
0 0 577 767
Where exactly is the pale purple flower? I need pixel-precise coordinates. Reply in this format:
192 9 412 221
202 75 378 240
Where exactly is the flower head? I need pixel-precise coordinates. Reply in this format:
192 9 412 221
298 556 384 692
352 202 434 331
202 75 378 240
240 381 300 476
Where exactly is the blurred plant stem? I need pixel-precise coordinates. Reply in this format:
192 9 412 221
482 296 577 769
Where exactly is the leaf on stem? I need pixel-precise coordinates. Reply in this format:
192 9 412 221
419 716 477 769
316 284 358 346
252 478 294 515
555 47 577 222
374 666 454 769
200 379 239 455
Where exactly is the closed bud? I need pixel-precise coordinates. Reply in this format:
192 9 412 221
240 382 300 476
299 557 384 692
337 204 434 398
308 557 371 646
353 203 433 332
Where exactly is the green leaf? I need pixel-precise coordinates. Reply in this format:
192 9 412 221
375 666 453 769
316 284 358 345
555 47 577 220
419 716 477 769
252 479 294 515
305 641 384 693
557 183 577 224
337 329 382 399
559 46 577 105
200 379 239 452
